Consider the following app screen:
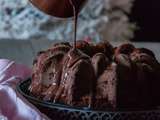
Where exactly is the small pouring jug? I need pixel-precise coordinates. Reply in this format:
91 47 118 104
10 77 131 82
29 0 87 18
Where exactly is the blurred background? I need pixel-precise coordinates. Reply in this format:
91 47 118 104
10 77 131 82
0 0 135 42
130 0 160 42
0 0 160 66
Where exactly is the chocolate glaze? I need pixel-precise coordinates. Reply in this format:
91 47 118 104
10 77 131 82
115 54 132 68
130 52 158 68
75 40 94 56
133 48 156 58
130 48 160 107
95 63 118 109
30 41 160 110
115 43 135 56
95 41 114 60
135 63 153 107
92 53 110 78
54 48 95 107
29 43 71 98
116 55 138 108
69 0 78 49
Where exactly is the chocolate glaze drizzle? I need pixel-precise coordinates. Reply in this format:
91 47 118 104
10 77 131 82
69 0 78 49
66 1 92 107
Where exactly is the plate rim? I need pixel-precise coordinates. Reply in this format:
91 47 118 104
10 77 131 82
17 78 160 113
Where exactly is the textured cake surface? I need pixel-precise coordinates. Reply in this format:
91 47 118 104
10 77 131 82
29 41 160 110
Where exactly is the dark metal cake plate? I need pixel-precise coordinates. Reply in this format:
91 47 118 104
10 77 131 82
17 79 160 120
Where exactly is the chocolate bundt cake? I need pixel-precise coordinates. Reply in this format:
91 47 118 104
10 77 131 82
29 41 160 110
29 42 71 97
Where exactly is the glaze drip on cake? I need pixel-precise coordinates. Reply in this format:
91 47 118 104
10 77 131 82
29 41 160 110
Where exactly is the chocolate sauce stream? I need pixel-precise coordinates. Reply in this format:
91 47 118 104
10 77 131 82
69 0 78 49
69 0 93 108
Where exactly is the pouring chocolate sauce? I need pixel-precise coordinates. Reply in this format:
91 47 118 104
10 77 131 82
69 0 78 49
29 0 93 108
30 0 87 48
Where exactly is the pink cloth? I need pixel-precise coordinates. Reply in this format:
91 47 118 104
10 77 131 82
0 59 50 120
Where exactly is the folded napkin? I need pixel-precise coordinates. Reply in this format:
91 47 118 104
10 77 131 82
0 59 50 120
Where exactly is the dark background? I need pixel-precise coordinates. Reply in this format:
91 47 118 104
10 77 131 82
130 0 160 41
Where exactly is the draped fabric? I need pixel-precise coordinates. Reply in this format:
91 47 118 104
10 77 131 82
0 59 49 120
